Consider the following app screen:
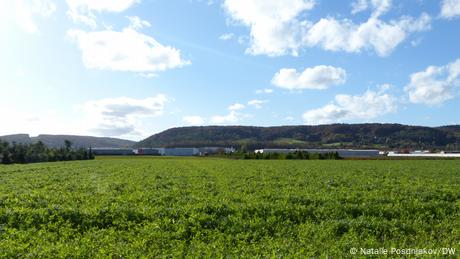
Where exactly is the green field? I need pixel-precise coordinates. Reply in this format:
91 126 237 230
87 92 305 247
0 157 459 257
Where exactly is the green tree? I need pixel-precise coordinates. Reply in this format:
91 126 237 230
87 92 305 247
64 140 73 150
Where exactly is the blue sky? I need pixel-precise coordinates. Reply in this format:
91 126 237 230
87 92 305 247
1 0 460 140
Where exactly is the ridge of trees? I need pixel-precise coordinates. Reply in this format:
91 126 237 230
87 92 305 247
216 151 341 160
135 124 460 150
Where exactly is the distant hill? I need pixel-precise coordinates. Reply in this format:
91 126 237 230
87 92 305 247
135 124 460 150
0 134 135 148
0 134 32 144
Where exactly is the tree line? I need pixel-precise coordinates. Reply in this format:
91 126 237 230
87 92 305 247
0 140 94 164
217 151 341 160
136 124 460 151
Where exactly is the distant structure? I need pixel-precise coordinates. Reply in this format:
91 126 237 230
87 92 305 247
387 151 460 158
254 149 380 158
90 147 460 158
198 147 235 155
164 148 200 156
91 148 135 156
92 147 235 156
134 148 164 156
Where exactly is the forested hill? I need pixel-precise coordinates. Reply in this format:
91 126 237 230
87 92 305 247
0 134 135 148
135 124 460 150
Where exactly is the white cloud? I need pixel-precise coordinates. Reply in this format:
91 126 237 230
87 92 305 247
351 0 369 14
256 88 274 94
219 33 235 41
183 116 206 126
350 0 391 17
139 73 157 78
410 38 422 47
223 0 315 56
372 0 392 17
228 103 245 110
67 20 190 73
15 68 26 78
247 99 267 109
66 0 138 28
305 13 431 57
272 65 347 90
377 83 392 92
210 111 241 124
0 92 167 140
191 0 215 5
0 110 80 137
85 96 167 118
82 95 168 137
223 0 430 57
184 101 250 126
405 59 460 105
303 87 397 124
440 0 460 19
127 16 151 30
2 0 56 34
237 35 249 44
210 102 251 123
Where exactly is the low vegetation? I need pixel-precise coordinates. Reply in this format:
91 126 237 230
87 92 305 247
0 157 458 257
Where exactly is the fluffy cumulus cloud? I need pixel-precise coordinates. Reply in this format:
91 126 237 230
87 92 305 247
184 102 251 126
66 0 139 28
210 111 241 124
405 59 460 105
223 0 315 56
351 0 391 17
183 116 206 126
351 0 369 14
183 111 246 126
440 0 460 18
67 19 190 73
303 87 397 125
305 13 431 57
127 15 151 30
256 88 274 94
247 99 267 109
272 65 347 90
228 103 245 110
219 33 235 41
1 0 56 34
0 109 82 137
223 0 431 57
82 95 168 137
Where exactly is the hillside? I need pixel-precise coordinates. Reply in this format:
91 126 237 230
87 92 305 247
135 124 460 150
0 134 135 148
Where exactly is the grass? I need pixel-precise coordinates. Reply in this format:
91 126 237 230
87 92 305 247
0 157 459 257
273 138 309 145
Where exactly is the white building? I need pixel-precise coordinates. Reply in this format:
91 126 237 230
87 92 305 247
387 152 460 158
198 147 235 155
